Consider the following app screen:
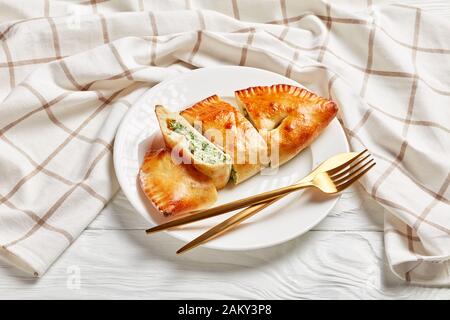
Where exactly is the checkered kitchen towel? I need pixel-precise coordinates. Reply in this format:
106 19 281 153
0 0 448 284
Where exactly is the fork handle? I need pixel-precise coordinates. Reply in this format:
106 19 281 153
204 180 312 215
146 180 312 234
177 198 279 254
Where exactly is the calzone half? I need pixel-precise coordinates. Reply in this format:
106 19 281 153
181 95 268 185
235 84 338 166
155 105 232 189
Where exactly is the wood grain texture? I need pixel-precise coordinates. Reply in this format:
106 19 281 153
0 227 449 299
1 187 449 299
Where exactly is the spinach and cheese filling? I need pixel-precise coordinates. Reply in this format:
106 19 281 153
167 119 231 165
230 167 237 183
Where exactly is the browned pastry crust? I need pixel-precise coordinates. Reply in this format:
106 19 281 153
235 84 338 166
181 95 268 184
139 149 218 216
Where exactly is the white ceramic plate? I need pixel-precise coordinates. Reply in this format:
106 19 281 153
114 66 348 251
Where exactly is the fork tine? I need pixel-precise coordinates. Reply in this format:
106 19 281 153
330 153 371 180
335 161 376 192
333 158 374 185
326 149 368 175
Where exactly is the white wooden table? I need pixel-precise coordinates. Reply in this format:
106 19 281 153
1 187 449 299
1 0 450 300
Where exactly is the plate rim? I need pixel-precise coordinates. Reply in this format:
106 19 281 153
114 66 350 251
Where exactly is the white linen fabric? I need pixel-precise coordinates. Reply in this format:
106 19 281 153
0 0 448 285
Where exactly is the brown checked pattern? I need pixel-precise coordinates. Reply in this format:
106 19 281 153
0 0 448 284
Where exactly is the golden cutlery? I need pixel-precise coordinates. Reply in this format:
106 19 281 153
147 149 373 235
176 150 375 253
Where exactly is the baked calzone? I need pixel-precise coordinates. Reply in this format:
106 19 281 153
139 149 217 216
235 84 338 166
155 105 232 189
181 95 268 185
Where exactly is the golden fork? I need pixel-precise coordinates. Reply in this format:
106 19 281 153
175 149 375 254
146 149 374 236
